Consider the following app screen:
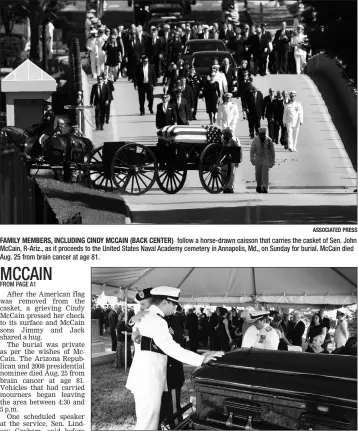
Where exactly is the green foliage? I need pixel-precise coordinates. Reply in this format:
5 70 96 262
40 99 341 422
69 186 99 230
0 36 22 67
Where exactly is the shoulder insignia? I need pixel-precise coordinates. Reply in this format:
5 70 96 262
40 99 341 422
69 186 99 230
265 326 273 332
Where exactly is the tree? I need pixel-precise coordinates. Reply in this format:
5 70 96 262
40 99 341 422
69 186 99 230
1 0 71 62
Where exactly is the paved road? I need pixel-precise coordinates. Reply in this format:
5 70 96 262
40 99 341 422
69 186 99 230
89 72 356 224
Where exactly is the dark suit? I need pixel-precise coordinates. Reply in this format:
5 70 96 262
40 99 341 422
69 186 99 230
251 34 270 75
263 95 276 139
274 29 290 73
272 98 285 144
103 79 114 123
90 83 111 129
221 65 236 93
185 312 198 352
174 97 189 125
134 63 156 114
287 320 306 347
219 28 234 43
181 85 194 119
159 313 185 429
146 37 163 79
244 89 264 136
108 309 119 351
156 102 177 128
161 34 173 71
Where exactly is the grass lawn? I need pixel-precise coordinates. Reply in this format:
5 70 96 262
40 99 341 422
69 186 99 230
91 364 196 430
37 178 130 224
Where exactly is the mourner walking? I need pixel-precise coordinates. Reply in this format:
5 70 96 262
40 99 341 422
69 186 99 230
283 90 304 152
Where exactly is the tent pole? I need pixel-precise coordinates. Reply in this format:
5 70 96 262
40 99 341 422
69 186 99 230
252 268 258 309
177 268 195 289
125 289 128 372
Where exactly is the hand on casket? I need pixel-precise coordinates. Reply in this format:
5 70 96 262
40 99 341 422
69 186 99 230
130 310 149 325
202 351 225 364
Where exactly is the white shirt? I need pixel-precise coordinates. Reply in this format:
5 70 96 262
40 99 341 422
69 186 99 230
143 64 149 83
217 101 239 132
213 71 228 95
242 324 279 350
86 37 98 54
126 305 204 396
283 100 304 127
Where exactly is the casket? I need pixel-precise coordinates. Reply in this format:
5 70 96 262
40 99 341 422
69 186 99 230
188 348 357 430
157 125 222 145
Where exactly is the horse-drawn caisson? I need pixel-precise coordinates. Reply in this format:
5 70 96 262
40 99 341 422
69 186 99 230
1 124 242 194
87 125 242 195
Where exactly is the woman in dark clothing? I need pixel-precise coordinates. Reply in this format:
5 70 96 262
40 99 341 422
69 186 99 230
171 33 184 64
215 307 232 352
306 313 326 343
114 312 132 369
103 34 123 81
202 71 221 124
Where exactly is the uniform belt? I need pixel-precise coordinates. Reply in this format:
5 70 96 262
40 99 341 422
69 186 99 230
141 336 165 355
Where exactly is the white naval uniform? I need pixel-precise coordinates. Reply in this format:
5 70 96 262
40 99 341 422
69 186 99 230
126 305 204 430
86 38 99 78
283 101 303 151
96 35 107 75
242 324 279 350
217 101 239 133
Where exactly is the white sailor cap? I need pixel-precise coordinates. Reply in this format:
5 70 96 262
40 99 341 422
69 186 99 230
258 127 267 133
150 286 180 303
163 24 170 29
249 310 270 322
89 8 96 13
223 92 233 98
202 24 209 30
90 29 98 35
290 90 297 95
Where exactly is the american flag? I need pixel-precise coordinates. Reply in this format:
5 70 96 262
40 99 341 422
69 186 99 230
204 125 222 144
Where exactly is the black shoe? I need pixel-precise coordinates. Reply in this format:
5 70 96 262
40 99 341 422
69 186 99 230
256 186 261 193
95 127 99 130
105 121 109 124
262 187 268 193
100 125 104 130
192 116 197 120
149 109 154 114
223 188 234 194
140 112 145 116
250 134 254 138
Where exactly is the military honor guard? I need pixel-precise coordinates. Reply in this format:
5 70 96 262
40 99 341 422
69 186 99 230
241 311 280 350
220 127 241 194
250 127 275 193
283 90 304 152
217 93 239 134
126 286 224 430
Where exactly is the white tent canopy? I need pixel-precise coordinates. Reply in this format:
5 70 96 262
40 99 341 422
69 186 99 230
91 268 357 307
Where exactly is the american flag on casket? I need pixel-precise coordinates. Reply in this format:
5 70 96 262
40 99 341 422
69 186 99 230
157 125 222 145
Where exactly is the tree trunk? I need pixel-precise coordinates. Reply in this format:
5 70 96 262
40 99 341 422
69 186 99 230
1 4 12 35
29 1 40 61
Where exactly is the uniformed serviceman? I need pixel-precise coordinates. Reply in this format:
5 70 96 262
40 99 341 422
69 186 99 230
126 286 224 430
241 311 279 350
129 288 186 429
250 127 275 193
283 90 303 152
221 127 242 194
217 93 239 133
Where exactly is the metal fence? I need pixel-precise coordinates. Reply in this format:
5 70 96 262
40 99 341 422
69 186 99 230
0 145 59 224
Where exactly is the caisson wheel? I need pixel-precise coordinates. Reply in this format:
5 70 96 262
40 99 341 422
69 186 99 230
157 167 187 194
198 143 232 193
87 146 116 192
111 143 157 195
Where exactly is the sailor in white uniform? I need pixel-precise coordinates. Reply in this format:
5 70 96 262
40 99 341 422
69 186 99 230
283 90 303 152
126 286 224 430
217 92 239 134
241 311 279 350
